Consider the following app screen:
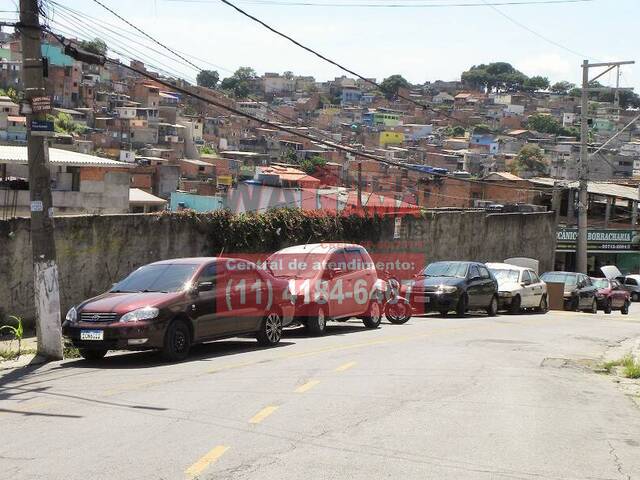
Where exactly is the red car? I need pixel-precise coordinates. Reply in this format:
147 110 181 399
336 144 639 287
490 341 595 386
591 277 630 315
62 257 295 361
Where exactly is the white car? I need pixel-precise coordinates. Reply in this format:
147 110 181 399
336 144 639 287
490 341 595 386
486 263 548 313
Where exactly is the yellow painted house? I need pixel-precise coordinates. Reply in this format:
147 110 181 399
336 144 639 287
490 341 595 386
379 131 404 146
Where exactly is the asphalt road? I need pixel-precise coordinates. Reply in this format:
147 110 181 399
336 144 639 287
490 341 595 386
2 306 640 480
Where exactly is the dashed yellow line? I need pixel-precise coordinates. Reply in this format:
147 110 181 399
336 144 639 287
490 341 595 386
185 445 229 478
335 361 356 372
248 405 279 424
294 379 320 393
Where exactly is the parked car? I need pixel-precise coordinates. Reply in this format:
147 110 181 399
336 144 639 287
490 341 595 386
591 278 630 314
265 243 385 336
404 261 499 317
486 263 548 314
62 257 295 361
539 271 597 313
622 275 640 302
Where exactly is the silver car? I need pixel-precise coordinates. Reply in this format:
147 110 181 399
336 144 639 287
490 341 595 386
622 275 640 302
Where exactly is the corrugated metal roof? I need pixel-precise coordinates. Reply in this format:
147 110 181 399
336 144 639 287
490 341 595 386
530 177 639 201
0 145 134 168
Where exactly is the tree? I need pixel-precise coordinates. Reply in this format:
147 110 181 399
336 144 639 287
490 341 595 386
220 67 257 98
283 71 294 80
48 112 85 135
196 70 220 89
445 125 466 137
461 62 529 92
524 75 550 92
380 74 410 99
511 144 548 176
298 155 326 175
80 38 107 56
551 81 575 95
472 124 492 134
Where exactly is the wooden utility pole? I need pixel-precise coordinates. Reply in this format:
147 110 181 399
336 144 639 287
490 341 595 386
576 59 634 274
19 0 63 359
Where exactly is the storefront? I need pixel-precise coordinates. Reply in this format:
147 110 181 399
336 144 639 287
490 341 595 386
555 228 640 275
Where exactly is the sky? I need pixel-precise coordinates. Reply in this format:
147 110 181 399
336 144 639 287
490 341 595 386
4 0 639 92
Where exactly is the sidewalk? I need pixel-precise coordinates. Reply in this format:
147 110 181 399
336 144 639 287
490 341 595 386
0 334 41 371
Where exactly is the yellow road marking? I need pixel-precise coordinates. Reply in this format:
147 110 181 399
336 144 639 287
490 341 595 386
295 379 320 393
335 361 356 372
185 445 229 478
248 405 279 424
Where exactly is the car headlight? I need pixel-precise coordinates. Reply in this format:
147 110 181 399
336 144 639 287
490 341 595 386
437 285 458 294
120 307 159 323
65 306 77 322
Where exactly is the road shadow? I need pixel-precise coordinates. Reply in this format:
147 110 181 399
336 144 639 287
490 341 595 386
283 320 379 338
55 339 296 370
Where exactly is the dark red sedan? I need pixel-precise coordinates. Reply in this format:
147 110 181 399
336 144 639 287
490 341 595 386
62 257 295 361
591 277 630 315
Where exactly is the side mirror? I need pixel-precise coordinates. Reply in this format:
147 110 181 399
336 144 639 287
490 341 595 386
328 268 343 279
197 281 214 292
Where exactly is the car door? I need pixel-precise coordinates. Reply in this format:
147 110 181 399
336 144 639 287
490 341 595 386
580 275 596 308
466 264 484 308
528 270 545 308
519 270 535 307
477 265 494 307
611 280 625 308
190 262 225 339
324 249 351 319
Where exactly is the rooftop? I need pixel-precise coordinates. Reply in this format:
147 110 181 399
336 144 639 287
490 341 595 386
0 146 134 168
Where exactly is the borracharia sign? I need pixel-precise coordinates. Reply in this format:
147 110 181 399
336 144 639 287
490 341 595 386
556 228 640 251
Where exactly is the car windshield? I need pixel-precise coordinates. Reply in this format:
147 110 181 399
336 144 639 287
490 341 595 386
419 262 468 278
541 273 577 286
265 252 320 279
112 264 198 293
490 269 520 283
592 279 609 289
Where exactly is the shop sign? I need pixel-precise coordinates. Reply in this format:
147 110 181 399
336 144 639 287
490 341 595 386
557 228 640 251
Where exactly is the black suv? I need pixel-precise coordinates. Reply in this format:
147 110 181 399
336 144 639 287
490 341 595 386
404 261 499 317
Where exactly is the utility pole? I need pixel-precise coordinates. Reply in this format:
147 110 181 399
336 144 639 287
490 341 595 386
357 161 362 210
576 59 635 274
19 0 63 359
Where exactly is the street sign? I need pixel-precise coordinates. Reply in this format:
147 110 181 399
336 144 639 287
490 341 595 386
30 120 55 137
31 96 51 113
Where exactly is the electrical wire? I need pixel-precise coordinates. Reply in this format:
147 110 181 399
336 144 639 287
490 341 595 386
164 0 594 7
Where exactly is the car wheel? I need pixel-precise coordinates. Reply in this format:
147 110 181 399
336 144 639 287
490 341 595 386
486 295 498 317
161 319 191 362
509 295 521 315
455 294 467 318
632 292 640 302
363 301 382 329
385 301 411 325
590 298 597 314
79 348 107 361
604 299 612 314
537 295 548 314
307 306 327 336
256 311 283 346
439 310 449 317
621 300 630 315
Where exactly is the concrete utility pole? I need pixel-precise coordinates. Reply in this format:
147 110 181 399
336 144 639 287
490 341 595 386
576 59 635 274
357 161 362 209
19 0 63 359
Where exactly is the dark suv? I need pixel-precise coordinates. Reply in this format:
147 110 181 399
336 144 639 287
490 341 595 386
62 257 295 361
404 261 499 317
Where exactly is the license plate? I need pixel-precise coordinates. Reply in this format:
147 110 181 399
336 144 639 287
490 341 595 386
80 330 104 341
414 296 430 303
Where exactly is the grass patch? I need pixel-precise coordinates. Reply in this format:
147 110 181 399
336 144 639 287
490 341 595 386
63 343 81 359
599 355 640 379
0 347 36 361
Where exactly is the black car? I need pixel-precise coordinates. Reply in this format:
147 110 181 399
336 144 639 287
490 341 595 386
540 271 598 313
404 261 499 317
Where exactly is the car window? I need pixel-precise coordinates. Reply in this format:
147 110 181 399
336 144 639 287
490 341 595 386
469 265 480 279
583 276 592 286
611 280 621 289
522 270 532 284
489 268 519 283
478 266 490 279
344 249 365 272
197 263 217 283
541 273 577 285
327 250 348 273
420 262 468 278
113 264 199 293
530 271 540 283
592 278 608 289
626 277 638 286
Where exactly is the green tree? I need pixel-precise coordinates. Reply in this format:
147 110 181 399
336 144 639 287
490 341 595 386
220 67 257 98
196 70 220 89
461 62 529 92
445 125 466 137
298 155 326 175
472 124 493 134
511 144 548 176
524 75 550 92
380 74 410 99
80 38 107 55
48 112 85 134
550 81 575 95
527 113 562 134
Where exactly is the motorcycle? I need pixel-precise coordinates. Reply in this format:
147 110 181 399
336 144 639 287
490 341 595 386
382 272 412 325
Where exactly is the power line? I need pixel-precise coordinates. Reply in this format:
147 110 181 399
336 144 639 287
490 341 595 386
165 0 594 7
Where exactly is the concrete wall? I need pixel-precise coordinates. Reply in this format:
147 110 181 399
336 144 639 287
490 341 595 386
0 211 556 326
